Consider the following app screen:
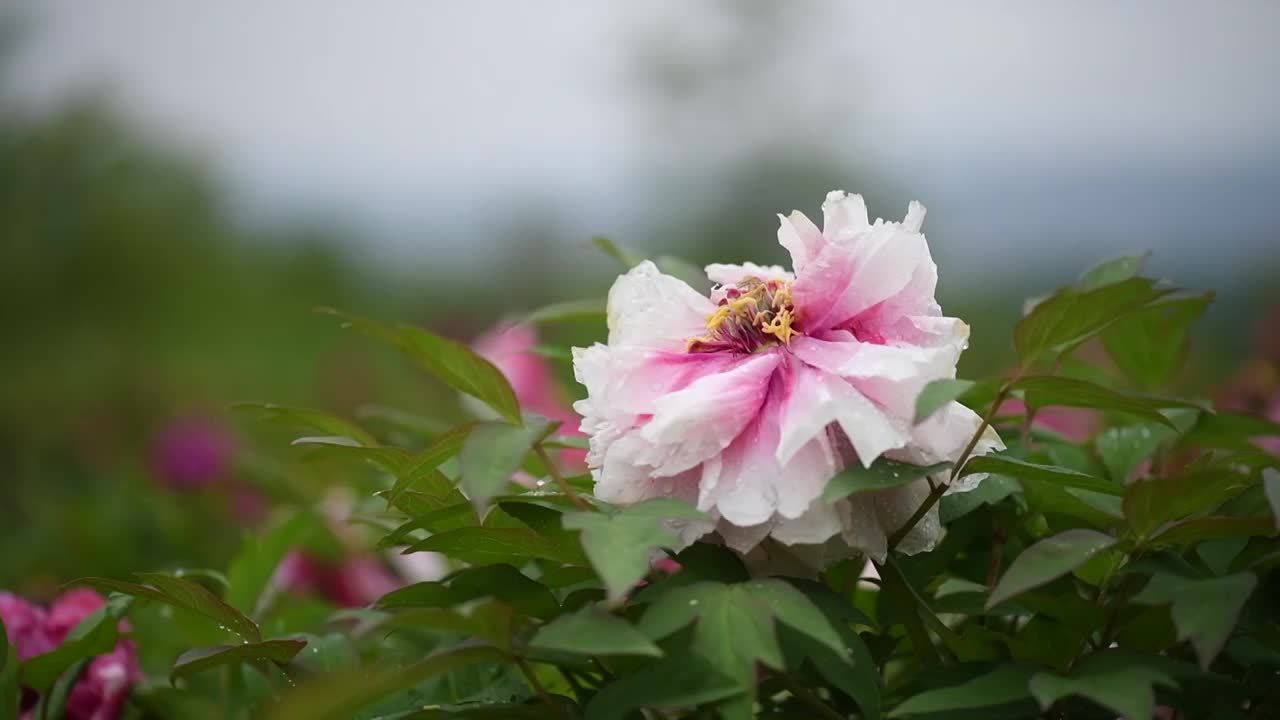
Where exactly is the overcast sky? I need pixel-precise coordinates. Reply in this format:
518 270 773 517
9 1 1279 279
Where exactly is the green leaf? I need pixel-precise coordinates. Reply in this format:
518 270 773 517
384 423 474 506
170 639 307 685
961 456 1120 496
1123 468 1255 540
1103 292 1212 390
1077 252 1149 290
1095 421 1178 483
260 643 508 720
405 527 586 567
1014 375 1191 428
524 297 606 324
591 236 645 268
20 594 130 692
824 458 949 503
291 439 410 474
231 402 377 447
377 564 559 620
1018 478 1123 527
458 418 558 511
584 651 743 720
941 475 1021 523
563 499 706 603
1133 572 1257 668
1029 650 1176 720
1014 276 1173 366
655 255 709 289
29 658 89 720
1181 411 1280 454
1146 516 1276 547
531 608 663 657
987 529 1117 609
0 631 17 720
226 512 321 618
914 379 976 424
134 573 262 642
639 582 784 693
321 309 522 424
889 664 1036 717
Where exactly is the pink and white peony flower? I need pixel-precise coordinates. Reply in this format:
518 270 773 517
573 191 1001 562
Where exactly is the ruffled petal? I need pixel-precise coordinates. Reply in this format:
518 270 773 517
705 262 793 287
607 260 717 351
776 210 825 274
776 362 908 468
821 190 871 242
638 351 780 476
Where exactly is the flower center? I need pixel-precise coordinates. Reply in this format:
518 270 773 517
686 277 801 354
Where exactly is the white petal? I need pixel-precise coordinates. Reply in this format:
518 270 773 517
777 364 908 467
776 210 825 274
770 501 845 545
607 260 716 351
902 200 927 233
821 190 871 241
639 352 780 476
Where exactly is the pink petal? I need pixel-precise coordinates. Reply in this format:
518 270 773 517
606 261 716 351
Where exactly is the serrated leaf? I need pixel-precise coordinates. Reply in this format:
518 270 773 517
135 573 262 642
823 458 949 503
961 456 1120 496
383 422 473 505
1077 252 1149 290
20 594 130 692
321 309 522 424
226 512 321 618
1133 572 1257 668
988 530 1117 609
531 608 662 657
1029 650 1175 720
458 418 558 511
1123 468 1254 540
1015 276 1173 366
584 651 743 720
639 582 784 696
260 644 507 720
889 664 1036 717
231 402 377 447
1014 375 1191 428
914 379 976 424
1103 292 1212 390
524 298 606 324
406 527 585 567
564 499 706 603
170 639 306 685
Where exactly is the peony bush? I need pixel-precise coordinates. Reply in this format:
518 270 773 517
3 191 1279 719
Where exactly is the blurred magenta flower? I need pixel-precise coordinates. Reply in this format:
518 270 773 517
274 551 400 608
573 192 1001 561
1218 358 1280 453
474 323 587 468
1 589 140 720
997 398 1098 441
148 416 235 489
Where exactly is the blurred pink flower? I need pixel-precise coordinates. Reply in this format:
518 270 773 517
997 398 1098 441
474 323 587 469
573 191 1001 561
1 589 140 720
148 416 235 489
0 592 54 661
274 551 400 608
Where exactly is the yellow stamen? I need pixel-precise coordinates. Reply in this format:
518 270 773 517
762 308 800 345
705 305 731 331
